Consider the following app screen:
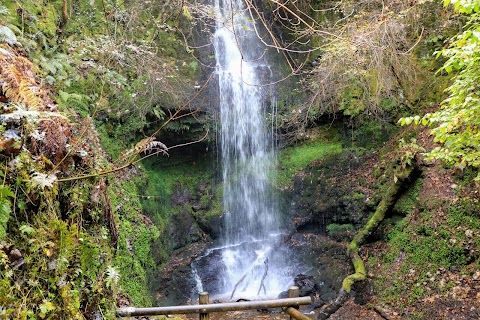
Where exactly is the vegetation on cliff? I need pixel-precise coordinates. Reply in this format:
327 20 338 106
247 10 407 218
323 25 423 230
0 0 206 317
268 0 479 318
401 0 480 177
0 0 478 318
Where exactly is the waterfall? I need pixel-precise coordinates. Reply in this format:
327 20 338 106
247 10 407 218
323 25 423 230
191 0 292 301
211 0 289 298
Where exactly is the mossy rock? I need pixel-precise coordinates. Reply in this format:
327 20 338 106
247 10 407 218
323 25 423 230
291 149 376 232
327 223 356 242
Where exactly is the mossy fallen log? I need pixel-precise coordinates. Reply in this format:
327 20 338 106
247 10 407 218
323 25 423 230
317 165 414 320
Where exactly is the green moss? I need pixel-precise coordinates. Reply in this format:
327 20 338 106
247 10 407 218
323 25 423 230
393 178 423 215
327 223 355 241
138 154 219 256
371 197 480 307
109 180 160 306
141 158 207 218
276 139 342 188
346 120 398 149
0 207 118 318
327 223 355 234
342 251 366 293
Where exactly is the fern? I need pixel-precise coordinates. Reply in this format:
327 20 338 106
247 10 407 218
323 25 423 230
18 80 43 110
117 137 169 165
30 173 57 190
0 185 14 241
0 26 17 46
105 266 120 289
0 5 8 16
0 47 44 111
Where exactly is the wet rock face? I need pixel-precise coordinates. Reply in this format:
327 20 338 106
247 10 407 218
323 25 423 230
168 182 224 249
168 208 206 249
290 150 376 233
191 248 225 294
156 180 224 305
158 151 378 308
156 241 209 307
287 232 352 301
294 274 319 297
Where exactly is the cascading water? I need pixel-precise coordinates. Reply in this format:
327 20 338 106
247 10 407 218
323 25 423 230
192 0 292 300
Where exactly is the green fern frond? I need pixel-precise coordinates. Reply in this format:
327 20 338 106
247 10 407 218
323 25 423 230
0 185 14 241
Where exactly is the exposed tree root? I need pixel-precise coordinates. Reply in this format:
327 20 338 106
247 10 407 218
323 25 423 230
317 165 415 320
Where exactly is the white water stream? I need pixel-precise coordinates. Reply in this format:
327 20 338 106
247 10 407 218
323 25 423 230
192 0 291 300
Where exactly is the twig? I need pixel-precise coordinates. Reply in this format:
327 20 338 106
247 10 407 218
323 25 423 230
372 305 391 320
230 273 248 299
57 131 209 182
257 259 269 296
399 27 424 55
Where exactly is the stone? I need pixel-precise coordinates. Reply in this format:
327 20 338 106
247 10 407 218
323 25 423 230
8 248 22 261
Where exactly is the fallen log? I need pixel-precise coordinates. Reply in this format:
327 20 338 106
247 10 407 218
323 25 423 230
317 164 415 320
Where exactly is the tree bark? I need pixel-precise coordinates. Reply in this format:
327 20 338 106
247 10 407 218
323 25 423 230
61 0 68 26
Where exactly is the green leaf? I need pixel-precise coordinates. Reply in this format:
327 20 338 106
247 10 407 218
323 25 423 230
0 26 17 46
58 91 70 103
41 61 57 75
182 5 193 20
153 107 165 120
0 202 10 240
0 185 13 240
0 185 14 198
39 301 55 319
19 224 35 235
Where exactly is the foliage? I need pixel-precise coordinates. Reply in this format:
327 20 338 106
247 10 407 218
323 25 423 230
109 180 160 306
0 0 211 315
1 0 204 158
0 47 45 110
1 219 119 319
0 184 14 240
0 44 121 318
0 41 164 317
397 138 425 172
0 25 17 46
276 0 445 132
400 0 480 178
